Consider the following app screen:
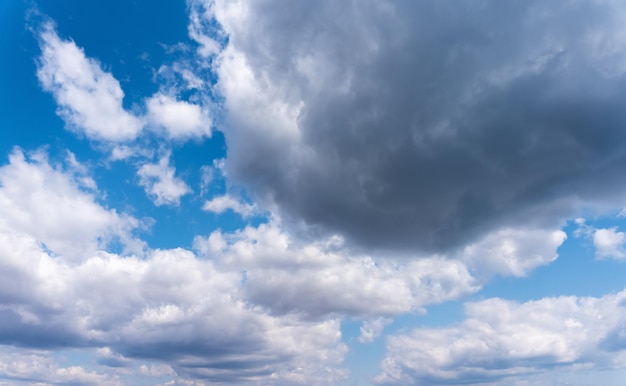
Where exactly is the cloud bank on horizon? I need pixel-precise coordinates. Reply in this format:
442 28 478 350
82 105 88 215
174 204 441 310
3 0 626 384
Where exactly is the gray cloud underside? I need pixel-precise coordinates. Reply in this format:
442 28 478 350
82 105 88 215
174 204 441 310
211 0 626 252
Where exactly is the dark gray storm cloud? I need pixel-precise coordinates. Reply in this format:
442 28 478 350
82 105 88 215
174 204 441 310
212 0 626 252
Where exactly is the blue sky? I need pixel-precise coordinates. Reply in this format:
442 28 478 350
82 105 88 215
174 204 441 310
3 0 626 385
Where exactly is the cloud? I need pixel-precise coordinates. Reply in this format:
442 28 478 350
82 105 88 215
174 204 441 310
137 153 191 206
461 227 567 278
202 194 256 217
0 347 121 385
188 0 224 57
195 0 626 253
36 22 143 142
0 149 350 384
359 318 391 344
0 148 142 260
375 290 626 385
0 224 349 384
146 93 211 139
195 222 480 319
594 227 626 259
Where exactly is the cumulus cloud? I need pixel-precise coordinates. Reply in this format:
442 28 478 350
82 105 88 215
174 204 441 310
196 222 480 319
0 224 348 384
37 22 143 141
146 93 211 139
137 153 191 206
0 347 121 385
202 194 256 217
376 290 626 385
195 0 626 253
594 227 626 259
0 148 142 260
461 228 567 278
0 147 351 384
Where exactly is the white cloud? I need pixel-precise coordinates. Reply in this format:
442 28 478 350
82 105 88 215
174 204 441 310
137 153 191 206
359 318 391 344
37 23 143 142
202 194 256 217
146 93 211 139
461 228 567 278
0 347 121 385
0 148 142 260
0 224 349 384
376 290 626 385
188 1 223 57
196 222 480 319
594 227 626 259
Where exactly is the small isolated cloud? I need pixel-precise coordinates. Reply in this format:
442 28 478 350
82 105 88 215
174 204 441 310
36 22 143 142
146 93 211 139
376 290 626 385
594 227 626 259
137 153 191 206
359 318 391 344
461 227 567 278
203 194 256 217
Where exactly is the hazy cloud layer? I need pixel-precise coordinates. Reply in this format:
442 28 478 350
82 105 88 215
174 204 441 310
199 0 626 253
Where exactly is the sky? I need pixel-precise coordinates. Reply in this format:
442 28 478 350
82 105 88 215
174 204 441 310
3 0 626 385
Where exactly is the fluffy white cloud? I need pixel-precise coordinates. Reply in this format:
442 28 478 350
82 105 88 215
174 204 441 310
202 194 256 217
594 227 626 259
196 222 480 319
137 153 191 206
37 23 143 142
461 228 567 278
0 225 349 384
376 290 626 385
146 93 211 139
0 148 350 384
0 148 142 260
